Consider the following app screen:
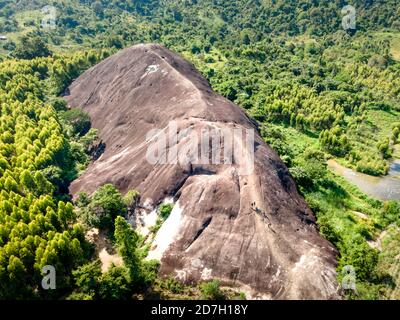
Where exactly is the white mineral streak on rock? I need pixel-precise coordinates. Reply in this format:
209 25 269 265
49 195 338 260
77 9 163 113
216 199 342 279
136 197 175 237
146 201 184 261
200 267 213 280
135 208 158 237
141 64 160 79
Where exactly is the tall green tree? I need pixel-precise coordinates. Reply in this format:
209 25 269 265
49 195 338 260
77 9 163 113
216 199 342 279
13 35 52 60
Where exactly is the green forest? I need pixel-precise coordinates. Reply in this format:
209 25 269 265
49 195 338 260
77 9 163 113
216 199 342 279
0 0 400 300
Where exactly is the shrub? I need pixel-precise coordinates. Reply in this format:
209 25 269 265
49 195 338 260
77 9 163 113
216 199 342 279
238 292 246 300
290 166 312 188
199 280 225 300
123 190 140 213
162 277 184 294
72 260 133 300
356 159 388 176
381 201 400 227
42 165 68 193
158 203 173 220
78 128 98 151
72 260 102 296
3 40 16 51
67 292 94 300
98 265 132 300
77 185 127 229
50 97 68 111
338 236 379 282
290 159 327 189
392 126 400 143
78 207 101 228
88 184 127 229
141 260 160 286
317 215 342 245
13 35 52 60
377 138 392 159
60 109 91 137
76 192 91 208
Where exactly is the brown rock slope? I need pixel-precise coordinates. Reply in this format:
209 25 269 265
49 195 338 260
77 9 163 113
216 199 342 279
66 44 339 299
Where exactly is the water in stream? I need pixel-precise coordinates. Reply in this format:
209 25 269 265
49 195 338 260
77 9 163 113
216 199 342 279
327 159 400 200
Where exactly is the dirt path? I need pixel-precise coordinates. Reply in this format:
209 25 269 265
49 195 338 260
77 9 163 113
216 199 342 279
86 228 123 273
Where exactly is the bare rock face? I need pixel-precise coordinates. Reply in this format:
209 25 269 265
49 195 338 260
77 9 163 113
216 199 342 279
66 43 339 299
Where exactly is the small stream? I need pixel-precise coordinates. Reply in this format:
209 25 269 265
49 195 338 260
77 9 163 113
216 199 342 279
327 159 400 200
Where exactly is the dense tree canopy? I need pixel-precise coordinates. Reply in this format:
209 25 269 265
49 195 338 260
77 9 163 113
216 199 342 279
0 49 108 299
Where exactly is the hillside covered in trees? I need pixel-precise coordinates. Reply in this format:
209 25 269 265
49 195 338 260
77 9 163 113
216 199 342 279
0 0 400 300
